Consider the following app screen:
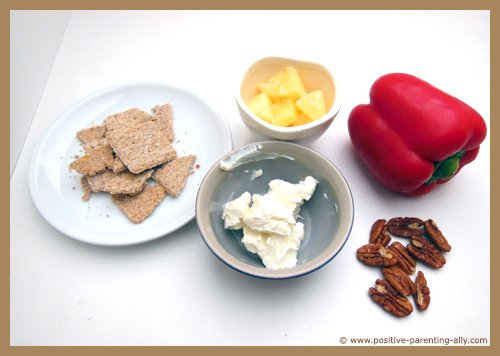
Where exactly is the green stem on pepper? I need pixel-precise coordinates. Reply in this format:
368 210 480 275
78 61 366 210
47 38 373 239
426 150 465 184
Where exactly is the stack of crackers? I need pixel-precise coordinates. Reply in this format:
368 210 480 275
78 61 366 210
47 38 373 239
69 103 196 223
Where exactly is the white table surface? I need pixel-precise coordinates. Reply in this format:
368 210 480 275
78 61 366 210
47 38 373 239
10 10 490 346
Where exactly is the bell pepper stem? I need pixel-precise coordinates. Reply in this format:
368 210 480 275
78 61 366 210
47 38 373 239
426 150 465 184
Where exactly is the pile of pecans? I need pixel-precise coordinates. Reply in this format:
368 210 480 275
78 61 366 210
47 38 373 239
356 217 451 317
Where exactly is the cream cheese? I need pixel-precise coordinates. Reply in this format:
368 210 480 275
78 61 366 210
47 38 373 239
222 176 318 270
222 192 251 230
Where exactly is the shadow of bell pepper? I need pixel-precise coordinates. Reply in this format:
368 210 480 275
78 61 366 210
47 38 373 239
348 73 487 195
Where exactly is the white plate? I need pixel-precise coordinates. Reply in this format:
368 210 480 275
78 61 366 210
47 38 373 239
29 83 232 246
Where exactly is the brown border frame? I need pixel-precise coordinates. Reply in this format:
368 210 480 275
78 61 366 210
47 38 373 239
4 0 495 354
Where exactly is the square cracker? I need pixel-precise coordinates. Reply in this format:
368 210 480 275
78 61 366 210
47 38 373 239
106 118 176 174
153 155 196 197
69 144 115 176
151 103 174 142
87 169 153 195
112 183 167 224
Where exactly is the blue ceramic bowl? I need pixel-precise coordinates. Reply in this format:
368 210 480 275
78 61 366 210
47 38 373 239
196 141 354 279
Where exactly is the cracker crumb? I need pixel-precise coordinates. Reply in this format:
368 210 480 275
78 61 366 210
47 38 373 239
81 176 92 201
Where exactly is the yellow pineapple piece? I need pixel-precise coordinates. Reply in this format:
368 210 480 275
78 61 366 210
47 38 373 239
276 67 306 102
295 90 326 121
291 114 313 127
248 92 273 122
257 71 284 102
252 66 326 126
271 99 298 127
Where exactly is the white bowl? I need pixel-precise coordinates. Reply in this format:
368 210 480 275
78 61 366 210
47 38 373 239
235 56 341 141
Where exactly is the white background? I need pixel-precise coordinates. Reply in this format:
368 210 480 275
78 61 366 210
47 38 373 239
10 10 490 346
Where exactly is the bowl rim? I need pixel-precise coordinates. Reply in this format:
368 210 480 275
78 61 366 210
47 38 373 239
195 140 354 279
235 56 342 133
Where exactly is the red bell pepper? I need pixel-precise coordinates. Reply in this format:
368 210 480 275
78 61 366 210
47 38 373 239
348 73 487 195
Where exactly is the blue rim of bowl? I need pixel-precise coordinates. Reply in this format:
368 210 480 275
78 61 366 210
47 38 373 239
195 141 355 280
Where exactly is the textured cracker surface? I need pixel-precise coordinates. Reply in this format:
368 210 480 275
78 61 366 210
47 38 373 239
87 169 153 195
82 137 108 152
107 119 176 174
81 176 92 201
104 108 152 132
153 155 196 197
112 156 127 173
69 144 115 176
112 183 167 223
151 103 175 142
76 124 106 144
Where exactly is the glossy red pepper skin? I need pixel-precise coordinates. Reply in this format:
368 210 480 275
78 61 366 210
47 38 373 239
348 73 487 195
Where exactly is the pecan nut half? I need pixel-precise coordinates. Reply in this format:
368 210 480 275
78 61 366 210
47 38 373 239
414 271 431 311
382 266 416 296
386 217 424 237
369 219 391 246
407 236 446 268
424 219 452 252
369 279 413 317
388 241 416 275
356 243 397 267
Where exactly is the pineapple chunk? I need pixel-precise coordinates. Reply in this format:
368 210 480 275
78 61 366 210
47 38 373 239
249 66 326 127
295 90 326 121
291 114 312 127
257 71 284 102
276 67 306 101
272 99 298 126
248 92 273 122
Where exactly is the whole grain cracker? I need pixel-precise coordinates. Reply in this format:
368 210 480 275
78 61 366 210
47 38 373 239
82 137 108 152
112 183 167 223
151 103 175 142
69 144 115 176
106 119 176 174
153 155 196 197
87 169 153 195
76 124 106 144
104 108 153 133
